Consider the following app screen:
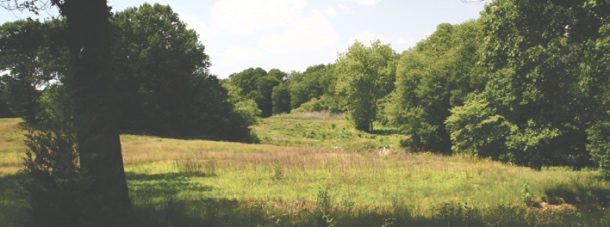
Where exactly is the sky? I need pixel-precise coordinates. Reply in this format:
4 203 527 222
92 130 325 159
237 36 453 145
0 0 486 78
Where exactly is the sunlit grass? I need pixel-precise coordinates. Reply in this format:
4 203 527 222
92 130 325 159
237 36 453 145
1 115 610 226
0 118 25 176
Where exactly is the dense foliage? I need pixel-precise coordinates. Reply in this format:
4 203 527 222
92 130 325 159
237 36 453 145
112 4 251 141
446 0 610 170
0 4 253 142
387 21 485 153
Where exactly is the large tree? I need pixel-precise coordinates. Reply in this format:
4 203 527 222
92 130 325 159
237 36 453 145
112 3 251 141
336 40 396 132
2 0 133 225
59 0 132 224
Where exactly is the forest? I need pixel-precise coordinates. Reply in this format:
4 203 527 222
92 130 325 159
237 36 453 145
1 0 610 226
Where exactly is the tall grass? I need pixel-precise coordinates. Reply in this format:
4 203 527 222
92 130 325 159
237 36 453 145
2 116 610 226
121 137 610 226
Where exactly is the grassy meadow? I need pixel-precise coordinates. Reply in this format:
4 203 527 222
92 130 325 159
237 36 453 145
1 114 610 226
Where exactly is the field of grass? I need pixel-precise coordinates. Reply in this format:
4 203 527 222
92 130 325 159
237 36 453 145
2 115 610 226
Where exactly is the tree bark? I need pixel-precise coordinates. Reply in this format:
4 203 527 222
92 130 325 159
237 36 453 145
61 0 132 225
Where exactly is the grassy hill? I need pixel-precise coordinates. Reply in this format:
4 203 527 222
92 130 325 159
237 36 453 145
1 115 610 226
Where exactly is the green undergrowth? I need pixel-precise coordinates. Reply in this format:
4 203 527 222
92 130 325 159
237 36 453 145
1 117 610 226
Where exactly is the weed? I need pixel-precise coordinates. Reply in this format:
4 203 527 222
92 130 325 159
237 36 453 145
317 185 332 214
316 185 337 226
272 163 283 181
521 184 535 207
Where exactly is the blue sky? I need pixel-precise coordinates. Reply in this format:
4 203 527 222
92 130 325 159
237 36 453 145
1 0 486 78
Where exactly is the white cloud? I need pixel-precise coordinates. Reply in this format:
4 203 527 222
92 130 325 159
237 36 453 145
216 46 263 68
325 0 377 16
211 0 307 33
357 0 380 6
260 11 339 53
324 7 338 16
181 13 218 39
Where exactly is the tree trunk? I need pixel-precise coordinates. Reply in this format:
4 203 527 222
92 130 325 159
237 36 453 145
62 0 132 225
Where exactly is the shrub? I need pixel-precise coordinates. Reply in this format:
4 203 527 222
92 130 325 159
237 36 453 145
23 125 93 226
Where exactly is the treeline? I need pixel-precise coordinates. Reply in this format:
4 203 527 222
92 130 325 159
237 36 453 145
0 3 253 142
223 0 610 174
2 1 610 174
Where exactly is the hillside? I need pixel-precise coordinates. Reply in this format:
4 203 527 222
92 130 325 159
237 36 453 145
1 116 610 226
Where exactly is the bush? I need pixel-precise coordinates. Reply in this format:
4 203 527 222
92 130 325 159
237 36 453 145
23 125 93 226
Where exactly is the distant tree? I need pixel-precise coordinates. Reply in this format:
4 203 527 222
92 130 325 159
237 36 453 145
289 65 326 109
229 67 267 99
272 82 291 114
229 67 285 117
268 68 290 114
255 74 281 117
336 40 397 132
267 68 288 81
0 19 66 123
222 81 261 125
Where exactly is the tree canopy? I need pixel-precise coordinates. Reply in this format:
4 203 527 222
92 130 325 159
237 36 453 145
335 40 397 132
112 3 252 141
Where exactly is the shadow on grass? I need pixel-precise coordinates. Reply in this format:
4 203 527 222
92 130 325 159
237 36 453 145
127 172 273 226
0 173 29 227
127 172 214 197
544 180 610 209
4 170 610 226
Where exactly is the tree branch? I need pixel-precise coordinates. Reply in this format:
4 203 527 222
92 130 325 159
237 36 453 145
0 0 53 14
